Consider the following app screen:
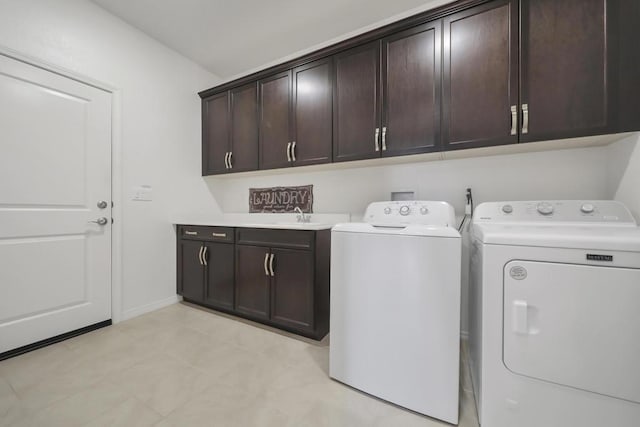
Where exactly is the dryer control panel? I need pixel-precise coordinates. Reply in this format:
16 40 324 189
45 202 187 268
474 200 637 225
365 201 456 227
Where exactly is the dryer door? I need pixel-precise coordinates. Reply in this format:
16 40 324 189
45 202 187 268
503 260 640 403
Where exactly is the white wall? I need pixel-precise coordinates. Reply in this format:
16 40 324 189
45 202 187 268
608 134 640 221
208 143 614 334
211 145 611 216
0 0 221 320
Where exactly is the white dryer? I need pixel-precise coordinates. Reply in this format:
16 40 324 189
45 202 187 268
330 201 461 424
469 200 640 427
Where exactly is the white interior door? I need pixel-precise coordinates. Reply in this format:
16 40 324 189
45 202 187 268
0 54 112 354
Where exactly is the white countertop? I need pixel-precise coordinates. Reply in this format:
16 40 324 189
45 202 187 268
172 213 351 231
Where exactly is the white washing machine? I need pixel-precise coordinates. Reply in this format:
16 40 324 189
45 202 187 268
330 201 461 424
469 200 640 427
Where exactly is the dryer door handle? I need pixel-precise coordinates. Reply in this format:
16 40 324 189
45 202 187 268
512 300 528 334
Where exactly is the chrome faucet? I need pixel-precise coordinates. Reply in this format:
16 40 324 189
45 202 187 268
294 207 310 223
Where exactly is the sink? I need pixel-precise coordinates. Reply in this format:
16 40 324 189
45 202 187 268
275 222 325 226
241 222 331 230
273 222 331 229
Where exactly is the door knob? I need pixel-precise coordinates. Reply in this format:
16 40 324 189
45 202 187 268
97 200 109 209
89 217 108 226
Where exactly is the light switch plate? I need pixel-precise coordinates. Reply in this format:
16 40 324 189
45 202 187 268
131 185 153 201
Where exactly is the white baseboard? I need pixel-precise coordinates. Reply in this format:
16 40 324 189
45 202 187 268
118 295 181 323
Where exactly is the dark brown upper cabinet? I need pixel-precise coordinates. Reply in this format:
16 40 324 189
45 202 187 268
291 58 333 166
229 83 259 173
200 0 640 173
259 60 333 170
203 84 259 175
334 23 442 162
202 92 230 175
443 0 519 150
520 0 609 142
259 71 292 170
333 42 381 162
382 22 442 157
612 0 640 133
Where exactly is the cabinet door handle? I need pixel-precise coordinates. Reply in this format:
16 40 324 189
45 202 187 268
224 152 229 169
202 246 208 266
228 151 233 169
291 141 296 161
269 253 275 277
198 245 204 266
374 128 380 151
184 231 198 236
381 127 387 151
286 142 292 162
510 105 517 136
522 104 529 134
264 252 270 276
211 232 226 238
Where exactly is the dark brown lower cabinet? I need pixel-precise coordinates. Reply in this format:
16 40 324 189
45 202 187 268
204 242 234 311
177 240 205 302
270 248 314 332
177 225 330 340
235 244 271 320
176 226 235 311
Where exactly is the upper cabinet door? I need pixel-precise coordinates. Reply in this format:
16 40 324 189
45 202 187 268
292 58 333 166
443 0 518 150
333 42 381 162
202 92 230 175
382 22 442 157
520 0 609 142
230 83 259 172
612 1 640 133
259 71 292 170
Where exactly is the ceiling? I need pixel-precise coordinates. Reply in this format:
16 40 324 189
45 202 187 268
90 0 443 80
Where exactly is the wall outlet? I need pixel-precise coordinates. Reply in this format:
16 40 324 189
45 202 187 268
391 191 416 201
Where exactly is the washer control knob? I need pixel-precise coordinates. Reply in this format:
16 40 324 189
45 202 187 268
384 207 392 215
420 206 428 215
502 204 513 214
399 205 410 216
580 203 595 214
537 202 554 216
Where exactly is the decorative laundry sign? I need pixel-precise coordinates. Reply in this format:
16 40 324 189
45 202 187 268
249 185 313 213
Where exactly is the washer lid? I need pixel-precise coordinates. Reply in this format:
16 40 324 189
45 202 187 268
473 223 640 251
332 222 460 238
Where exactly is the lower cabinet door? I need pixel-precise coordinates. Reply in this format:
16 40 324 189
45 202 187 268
204 242 235 311
270 248 314 332
178 240 205 302
235 245 271 320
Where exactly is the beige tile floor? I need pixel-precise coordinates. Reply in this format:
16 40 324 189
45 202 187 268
0 302 479 427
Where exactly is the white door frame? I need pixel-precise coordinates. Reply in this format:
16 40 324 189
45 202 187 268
0 45 124 324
